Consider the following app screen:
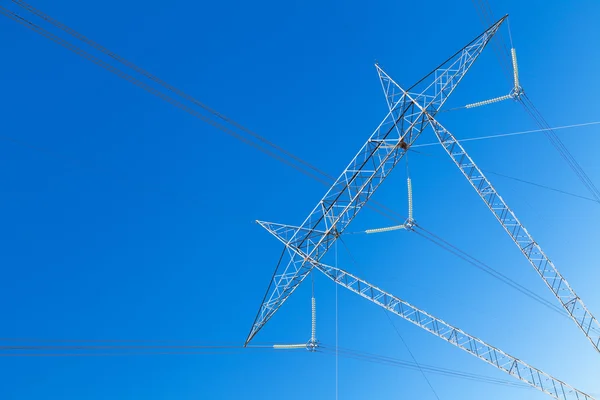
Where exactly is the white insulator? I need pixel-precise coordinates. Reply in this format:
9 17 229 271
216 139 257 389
465 94 512 109
407 178 413 221
311 297 316 343
273 344 307 349
365 224 406 234
511 48 520 89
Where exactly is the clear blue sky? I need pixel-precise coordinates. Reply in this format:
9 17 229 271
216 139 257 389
1 0 599 399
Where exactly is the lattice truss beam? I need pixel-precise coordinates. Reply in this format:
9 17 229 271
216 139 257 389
246 16 507 345
317 263 594 400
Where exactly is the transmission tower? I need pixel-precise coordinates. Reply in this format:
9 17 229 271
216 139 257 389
246 16 506 345
247 15 598 400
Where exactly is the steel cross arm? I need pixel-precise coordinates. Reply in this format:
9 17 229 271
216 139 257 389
315 263 595 400
246 16 507 345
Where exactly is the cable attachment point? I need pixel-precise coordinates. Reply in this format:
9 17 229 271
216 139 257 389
273 293 319 352
364 175 416 233
510 85 524 100
463 47 524 109
333 228 341 238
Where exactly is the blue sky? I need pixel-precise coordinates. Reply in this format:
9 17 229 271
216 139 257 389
1 0 599 399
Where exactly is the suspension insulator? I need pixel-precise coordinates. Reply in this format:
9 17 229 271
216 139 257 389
311 297 316 343
273 344 307 349
407 178 413 221
365 224 406 234
465 94 512 109
511 48 520 89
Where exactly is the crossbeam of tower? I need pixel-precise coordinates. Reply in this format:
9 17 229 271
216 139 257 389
246 16 507 345
259 219 595 399
257 221 596 399
316 262 594 400
377 69 600 353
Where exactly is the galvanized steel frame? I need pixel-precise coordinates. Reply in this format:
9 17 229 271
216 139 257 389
246 16 507 345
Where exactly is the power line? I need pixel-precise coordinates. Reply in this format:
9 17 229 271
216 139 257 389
469 0 600 205
319 345 531 389
10 0 334 184
519 94 600 203
7 2 594 227
485 170 598 203
0 345 271 350
0 342 286 357
0 350 285 357
409 146 599 204
343 213 568 319
0 336 534 390
470 0 513 85
0 337 264 343
1 4 583 330
412 121 600 148
5 0 598 372
0 339 540 391
343 222 568 319
4 7 597 398
412 225 568 318
338 237 536 399
468 0 600 205
384 312 442 400
0 3 408 227
335 243 339 400
0 5 329 186
340 237 442 400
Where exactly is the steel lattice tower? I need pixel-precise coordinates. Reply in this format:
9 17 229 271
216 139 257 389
246 15 599 400
246 16 506 345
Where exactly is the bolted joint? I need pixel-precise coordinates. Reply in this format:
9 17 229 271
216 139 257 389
330 226 341 238
404 219 416 231
510 85 524 100
306 339 319 352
